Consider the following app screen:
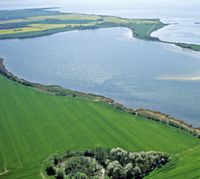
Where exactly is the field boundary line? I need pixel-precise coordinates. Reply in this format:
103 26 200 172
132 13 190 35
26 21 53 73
146 23 158 36
0 169 9 176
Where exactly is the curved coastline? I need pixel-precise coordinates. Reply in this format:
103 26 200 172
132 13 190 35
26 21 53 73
0 8 199 52
1 19 199 52
1 57 199 138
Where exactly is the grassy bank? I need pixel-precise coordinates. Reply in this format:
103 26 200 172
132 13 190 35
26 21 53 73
176 43 200 52
0 74 199 178
146 145 200 179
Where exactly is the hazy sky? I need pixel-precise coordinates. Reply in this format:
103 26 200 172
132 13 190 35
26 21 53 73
0 0 199 8
0 0 199 20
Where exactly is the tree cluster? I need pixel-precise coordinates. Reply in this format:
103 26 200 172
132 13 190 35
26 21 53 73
46 147 169 179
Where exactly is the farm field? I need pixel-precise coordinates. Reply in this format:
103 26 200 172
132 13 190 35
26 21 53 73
1 8 199 51
176 43 200 52
147 145 200 179
0 75 200 178
0 8 164 40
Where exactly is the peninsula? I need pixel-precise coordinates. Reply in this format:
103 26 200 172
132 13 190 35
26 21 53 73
0 8 199 51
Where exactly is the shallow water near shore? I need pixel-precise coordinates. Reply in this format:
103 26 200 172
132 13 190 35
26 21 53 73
0 27 200 127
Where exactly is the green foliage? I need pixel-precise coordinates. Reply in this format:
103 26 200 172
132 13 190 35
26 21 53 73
0 8 61 20
124 163 134 178
105 148 170 179
46 165 56 176
46 148 170 179
110 147 129 166
146 146 200 179
65 156 100 177
73 172 88 179
0 22 29 29
107 160 125 178
83 149 95 158
133 166 142 179
56 169 64 179
176 43 200 51
93 147 109 165
0 8 164 41
54 157 59 165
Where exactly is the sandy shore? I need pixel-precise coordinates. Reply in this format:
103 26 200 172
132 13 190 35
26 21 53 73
158 76 200 81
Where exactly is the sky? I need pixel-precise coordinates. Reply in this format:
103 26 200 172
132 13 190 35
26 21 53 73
0 0 199 9
0 0 199 20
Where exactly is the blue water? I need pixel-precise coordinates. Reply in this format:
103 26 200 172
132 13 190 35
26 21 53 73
0 28 200 127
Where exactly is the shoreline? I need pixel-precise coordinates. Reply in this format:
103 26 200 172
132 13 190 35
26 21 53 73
0 57 199 138
0 8 199 52
0 21 199 52
158 76 200 81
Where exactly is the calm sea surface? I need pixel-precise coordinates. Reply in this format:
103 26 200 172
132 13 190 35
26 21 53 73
0 0 200 127
0 28 200 127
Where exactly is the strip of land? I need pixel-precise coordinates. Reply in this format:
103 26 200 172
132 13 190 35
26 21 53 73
175 43 200 52
0 8 199 52
0 9 200 51
0 8 164 40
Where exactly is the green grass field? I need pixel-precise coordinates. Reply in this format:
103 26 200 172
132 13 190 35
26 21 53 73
176 43 200 52
0 9 165 40
0 9 199 52
0 75 200 178
146 145 200 179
